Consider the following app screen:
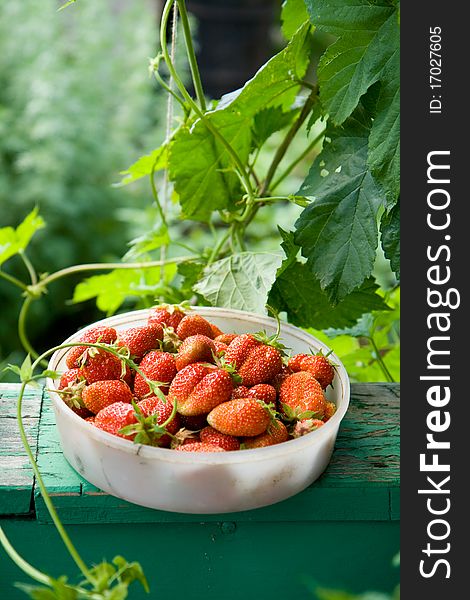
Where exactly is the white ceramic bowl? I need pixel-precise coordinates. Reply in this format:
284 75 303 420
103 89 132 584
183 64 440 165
47 307 350 514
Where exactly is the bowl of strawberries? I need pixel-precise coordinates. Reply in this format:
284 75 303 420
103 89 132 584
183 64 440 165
47 305 350 514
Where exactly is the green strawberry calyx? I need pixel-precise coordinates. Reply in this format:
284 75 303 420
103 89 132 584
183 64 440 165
119 399 178 446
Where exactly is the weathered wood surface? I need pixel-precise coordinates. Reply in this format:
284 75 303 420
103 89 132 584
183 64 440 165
0 383 400 523
0 384 43 515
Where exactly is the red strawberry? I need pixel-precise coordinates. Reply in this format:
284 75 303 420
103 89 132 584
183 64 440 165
57 368 90 418
246 384 277 405
270 364 293 392
231 385 250 399
59 368 84 389
133 351 177 398
169 363 233 416
323 401 336 422
243 420 289 449
224 334 283 386
215 333 237 345
291 418 325 438
176 314 214 340
117 324 163 361
207 398 273 437
288 351 335 389
209 323 224 338
279 371 326 420
66 326 117 369
80 350 124 384
175 335 216 371
136 396 180 447
213 340 228 355
175 442 225 453
200 426 240 451
94 401 136 439
82 380 133 414
148 304 186 330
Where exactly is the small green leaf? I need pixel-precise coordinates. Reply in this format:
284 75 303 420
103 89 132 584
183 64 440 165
124 224 170 260
380 202 400 279
116 144 167 187
20 354 33 383
194 252 283 314
41 370 61 380
325 313 375 339
281 0 310 40
112 556 149 592
0 208 45 267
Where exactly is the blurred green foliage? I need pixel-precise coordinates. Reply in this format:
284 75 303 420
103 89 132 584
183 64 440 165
0 0 162 362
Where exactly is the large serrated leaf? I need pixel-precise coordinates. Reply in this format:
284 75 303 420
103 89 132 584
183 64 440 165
305 0 400 204
294 109 384 303
194 252 282 314
217 22 312 117
269 261 389 330
168 24 313 222
314 6 398 125
367 45 400 205
0 207 45 267
169 111 251 221
380 201 400 279
281 0 310 40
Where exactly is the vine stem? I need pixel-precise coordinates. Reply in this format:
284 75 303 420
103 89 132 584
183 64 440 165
40 256 193 287
270 127 326 192
160 0 254 199
15 376 95 584
176 0 206 111
369 336 395 383
159 2 178 290
16 256 194 361
260 87 318 196
0 527 51 586
0 269 28 291
19 251 38 286
18 296 41 362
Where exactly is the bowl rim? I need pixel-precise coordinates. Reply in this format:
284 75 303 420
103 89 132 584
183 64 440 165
46 306 351 464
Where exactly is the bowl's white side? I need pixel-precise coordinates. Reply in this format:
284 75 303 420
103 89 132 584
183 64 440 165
47 307 350 514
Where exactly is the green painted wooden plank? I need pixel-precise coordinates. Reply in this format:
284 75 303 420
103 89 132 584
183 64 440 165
0 519 400 600
0 384 42 515
32 383 399 523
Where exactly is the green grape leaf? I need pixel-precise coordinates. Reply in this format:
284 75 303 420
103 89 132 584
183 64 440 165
304 0 400 204
294 108 384 303
169 111 251 221
72 266 176 315
0 207 45 267
252 106 299 148
380 201 400 279
218 22 312 116
306 0 399 124
168 24 312 222
116 143 168 187
367 46 400 205
194 252 283 314
281 0 310 40
269 261 389 330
